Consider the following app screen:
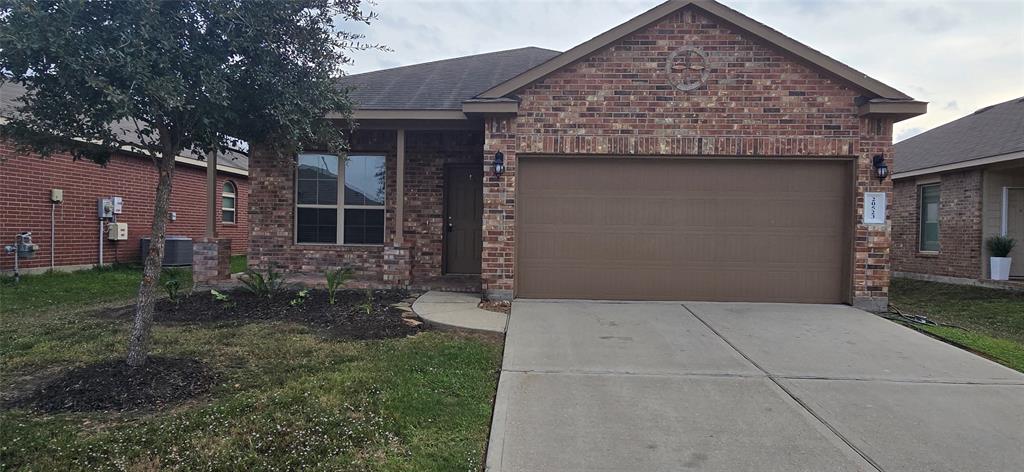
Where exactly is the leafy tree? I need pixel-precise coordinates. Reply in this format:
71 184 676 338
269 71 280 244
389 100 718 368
0 0 379 366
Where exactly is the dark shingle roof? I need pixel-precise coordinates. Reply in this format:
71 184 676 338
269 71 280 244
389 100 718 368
1 81 248 171
894 96 1024 174
337 47 561 110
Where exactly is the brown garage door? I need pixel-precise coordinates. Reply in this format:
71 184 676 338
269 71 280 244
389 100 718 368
516 157 852 303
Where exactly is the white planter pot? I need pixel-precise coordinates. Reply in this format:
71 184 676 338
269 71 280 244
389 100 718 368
990 257 1012 281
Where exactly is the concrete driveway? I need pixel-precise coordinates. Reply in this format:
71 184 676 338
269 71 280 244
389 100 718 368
486 301 1024 472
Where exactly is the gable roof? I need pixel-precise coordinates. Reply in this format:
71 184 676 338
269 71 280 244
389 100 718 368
893 97 1024 176
0 81 249 174
479 0 912 101
337 47 560 111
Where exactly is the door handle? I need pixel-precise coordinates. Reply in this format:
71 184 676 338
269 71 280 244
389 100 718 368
447 222 454 233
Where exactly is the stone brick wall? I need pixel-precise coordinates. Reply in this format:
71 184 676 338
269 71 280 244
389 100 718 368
892 170 983 279
0 141 249 272
248 130 483 281
482 6 894 307
193 238 231 283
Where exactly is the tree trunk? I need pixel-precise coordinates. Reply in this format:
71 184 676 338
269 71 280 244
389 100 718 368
126 144 177 367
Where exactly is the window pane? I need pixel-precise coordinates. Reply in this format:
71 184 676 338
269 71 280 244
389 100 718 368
222 195 235 210
920 185 940 251
223 181 235 194
296 180 317 205
345 155 385 206
298 153 339 205
343 209 385 244
318 179 338 205
297 207 337 244
298 153 339 179
222 209 235 223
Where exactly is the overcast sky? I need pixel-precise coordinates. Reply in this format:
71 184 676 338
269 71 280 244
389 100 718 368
341 0 1024 142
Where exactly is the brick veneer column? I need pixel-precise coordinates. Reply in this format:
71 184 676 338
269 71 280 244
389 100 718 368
193 238 231 284
852 117 895 312
482 117 516 300
382 245 412 287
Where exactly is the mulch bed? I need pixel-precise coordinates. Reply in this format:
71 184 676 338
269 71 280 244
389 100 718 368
6 357 217 413
106 288 421 340
479 299 512 315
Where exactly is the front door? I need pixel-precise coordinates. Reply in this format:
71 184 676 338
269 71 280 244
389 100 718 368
444 165 483 274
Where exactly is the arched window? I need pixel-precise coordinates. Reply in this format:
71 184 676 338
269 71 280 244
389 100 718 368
222 181 237 223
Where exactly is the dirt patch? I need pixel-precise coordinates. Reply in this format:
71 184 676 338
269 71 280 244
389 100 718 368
104 289 421 340
478 299 511 315
6 357 216 413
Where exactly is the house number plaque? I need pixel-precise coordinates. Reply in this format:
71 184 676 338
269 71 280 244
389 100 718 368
863 192 886 224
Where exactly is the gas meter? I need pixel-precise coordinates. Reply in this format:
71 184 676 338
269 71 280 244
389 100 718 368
3 232 39 283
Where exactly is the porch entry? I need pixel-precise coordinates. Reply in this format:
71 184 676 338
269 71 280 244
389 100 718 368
444 165 483 274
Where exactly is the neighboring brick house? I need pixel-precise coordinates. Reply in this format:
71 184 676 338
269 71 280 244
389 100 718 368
0 83 249 274
249 0 925 310
892 96 1024 284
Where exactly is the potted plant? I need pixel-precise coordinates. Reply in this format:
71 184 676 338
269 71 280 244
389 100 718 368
986 235 1017 281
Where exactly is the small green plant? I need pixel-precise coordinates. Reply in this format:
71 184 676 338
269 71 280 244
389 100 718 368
161 268 188 305
240 264 286 298
210 289 230 302
163 279 183 305
324 267 354 305
290 288 310 306
358 288 374 315
987 235 1017 258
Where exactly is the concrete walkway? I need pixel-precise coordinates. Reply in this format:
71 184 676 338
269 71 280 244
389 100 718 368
487 300 1024 472
411 291 508 333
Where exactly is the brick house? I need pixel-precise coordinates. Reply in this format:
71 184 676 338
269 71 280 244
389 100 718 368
249 0 925 310
892 96 1024 284
0 83 249 274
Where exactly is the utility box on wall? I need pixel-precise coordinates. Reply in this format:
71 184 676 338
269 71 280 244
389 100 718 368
97 198 114 219
107 222 128 241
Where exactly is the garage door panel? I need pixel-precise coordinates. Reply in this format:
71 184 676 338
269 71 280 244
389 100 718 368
520 229 845 265
517 264 844 303
517 157 852 303
521 194 845 229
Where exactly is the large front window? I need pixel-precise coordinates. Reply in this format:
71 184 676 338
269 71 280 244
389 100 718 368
296 153 385 245
919 184 940 252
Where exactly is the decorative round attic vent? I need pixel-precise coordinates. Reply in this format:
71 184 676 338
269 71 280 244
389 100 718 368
665 46 710 92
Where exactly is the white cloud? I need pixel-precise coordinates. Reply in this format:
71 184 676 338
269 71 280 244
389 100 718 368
344 0 1024 141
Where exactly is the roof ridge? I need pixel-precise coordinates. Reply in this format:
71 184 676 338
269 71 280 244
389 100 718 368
341 46 561 80
896 95 1024 148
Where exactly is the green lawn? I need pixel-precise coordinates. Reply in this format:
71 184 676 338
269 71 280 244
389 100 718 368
0 267 502 471
890 278 1024 372
1 255 248 316
230 254 247 274
0 264 183 316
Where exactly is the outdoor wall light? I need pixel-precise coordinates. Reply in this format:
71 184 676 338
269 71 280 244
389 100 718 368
873 154 889 181
493 151 505 177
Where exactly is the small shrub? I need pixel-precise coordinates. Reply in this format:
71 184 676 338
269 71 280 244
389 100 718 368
163 279 183 305
986 235 1017 258
358 289 374 315
161 268 188 305
240 265 286 298
290 288 310 306
324 267 354 305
